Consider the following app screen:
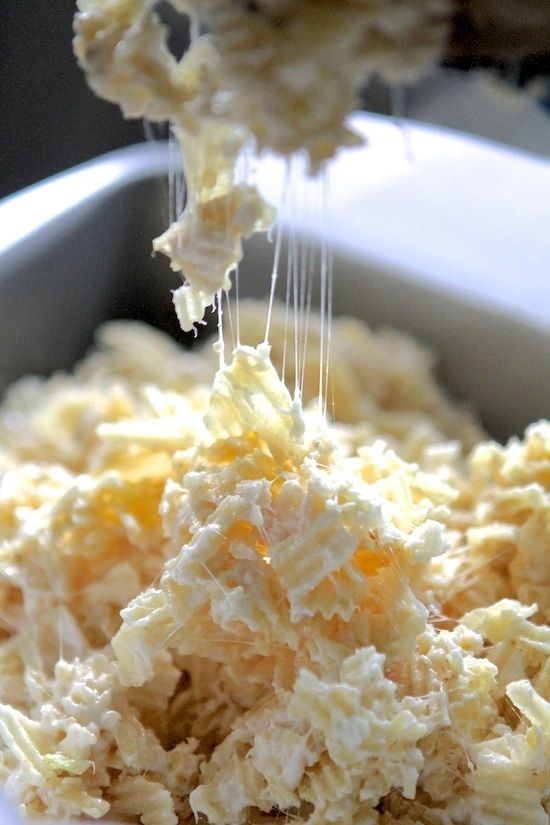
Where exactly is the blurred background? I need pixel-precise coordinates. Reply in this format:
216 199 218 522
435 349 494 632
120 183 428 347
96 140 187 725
1 1 550 200
1 2 140 199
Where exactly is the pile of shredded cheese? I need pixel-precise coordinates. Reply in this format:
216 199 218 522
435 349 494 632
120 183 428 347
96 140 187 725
1 302 550 824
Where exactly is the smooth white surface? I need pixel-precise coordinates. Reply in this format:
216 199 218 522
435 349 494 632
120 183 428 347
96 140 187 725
0 142 169 258
257 112 550 330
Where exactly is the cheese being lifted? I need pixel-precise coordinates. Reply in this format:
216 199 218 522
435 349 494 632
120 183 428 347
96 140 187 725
73 0 451 329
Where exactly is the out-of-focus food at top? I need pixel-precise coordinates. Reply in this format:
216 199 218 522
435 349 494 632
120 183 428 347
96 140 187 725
73 0 452 331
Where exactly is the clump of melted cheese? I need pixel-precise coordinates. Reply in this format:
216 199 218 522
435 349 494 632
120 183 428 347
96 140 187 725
1 303 550 824
73 0 451 331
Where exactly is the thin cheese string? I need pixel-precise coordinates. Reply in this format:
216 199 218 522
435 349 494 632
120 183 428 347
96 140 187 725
225 278 236 352
298 172 310 402
168 125 175 226
328 233 336 420
265 161 291 345
295 161 310 405
323 166 334 421
216 289 225 370
175 130 185 219
144 120 182 230
234 138 255 347
291 167 300 398
300 234 314 401
391 83 415 164
57 605 65 664
234 263 241 346
318 165 328 419
281 217 293 387
265 218 284 344
299 170 315 400
189 10 199 43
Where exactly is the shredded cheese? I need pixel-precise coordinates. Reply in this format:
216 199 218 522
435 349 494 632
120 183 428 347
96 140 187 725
1 304 550 824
